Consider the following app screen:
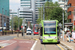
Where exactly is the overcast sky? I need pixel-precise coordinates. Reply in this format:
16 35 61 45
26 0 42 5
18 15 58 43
10 0 58 12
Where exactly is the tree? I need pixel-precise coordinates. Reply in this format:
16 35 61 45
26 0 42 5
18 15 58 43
37 2 63 24
10 16 22 30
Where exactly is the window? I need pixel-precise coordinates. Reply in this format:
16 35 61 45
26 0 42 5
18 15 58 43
70 19 71 22
69 11 71 15
69 3 71 7
44 28 56 34
44 21 56 34
21 2 30 4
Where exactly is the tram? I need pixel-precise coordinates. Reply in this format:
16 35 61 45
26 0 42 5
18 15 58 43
40 20 60 43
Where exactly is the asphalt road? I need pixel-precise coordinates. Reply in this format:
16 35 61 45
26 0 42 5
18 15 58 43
0 36 16 40
34 40 66 50
0 39 35 50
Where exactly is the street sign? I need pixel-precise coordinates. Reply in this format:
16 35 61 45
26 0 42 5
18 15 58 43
21 26 23 28
4 23 6 27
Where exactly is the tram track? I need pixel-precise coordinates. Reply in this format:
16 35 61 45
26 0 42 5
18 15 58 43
34 40 72 50
41 44 66 50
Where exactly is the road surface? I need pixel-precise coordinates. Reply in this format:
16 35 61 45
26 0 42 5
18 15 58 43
34 40 66 50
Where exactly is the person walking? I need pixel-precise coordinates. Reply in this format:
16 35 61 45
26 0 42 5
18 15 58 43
72 30 75 43
66 30 71 42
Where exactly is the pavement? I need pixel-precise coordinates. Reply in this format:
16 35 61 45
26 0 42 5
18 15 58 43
60 38 75 50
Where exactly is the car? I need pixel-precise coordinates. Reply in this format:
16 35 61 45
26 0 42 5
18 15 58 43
26 27 32 35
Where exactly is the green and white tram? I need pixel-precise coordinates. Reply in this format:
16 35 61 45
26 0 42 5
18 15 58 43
40 20 60 43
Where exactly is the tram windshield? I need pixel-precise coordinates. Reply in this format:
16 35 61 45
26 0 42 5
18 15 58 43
44 21 56 34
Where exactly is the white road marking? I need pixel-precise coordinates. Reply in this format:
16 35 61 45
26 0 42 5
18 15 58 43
0 40 9 43
6 41 17 47
0 40 17 47
19 41 31 43
30 40 37 50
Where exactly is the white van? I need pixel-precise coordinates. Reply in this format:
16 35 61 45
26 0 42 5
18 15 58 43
26 27 32 35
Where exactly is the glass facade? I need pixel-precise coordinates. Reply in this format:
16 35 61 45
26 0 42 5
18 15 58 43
0 0 9 16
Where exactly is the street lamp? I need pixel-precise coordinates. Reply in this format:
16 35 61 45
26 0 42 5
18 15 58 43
2 8 4 33
17 8 20 37
72 8 75 30
11 11 13 34
5 10 7 30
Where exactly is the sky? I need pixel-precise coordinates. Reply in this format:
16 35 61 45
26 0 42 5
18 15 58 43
10 0 58 12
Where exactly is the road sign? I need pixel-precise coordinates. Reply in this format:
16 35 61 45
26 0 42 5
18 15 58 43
4 23 6 27
21 26 23 28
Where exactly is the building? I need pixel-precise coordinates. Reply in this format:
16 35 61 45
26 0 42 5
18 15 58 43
58 0 68 12
34 0 52 23
19 8 33 23
20 0 31 8
0 0 9 30
19 0 33 24
10 11 18 19
67 0 75 24
19 0 52 24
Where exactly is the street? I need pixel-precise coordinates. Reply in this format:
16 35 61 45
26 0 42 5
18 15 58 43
0 36 16 40
0 34 70 50
34 40 67 50
0 35 35 50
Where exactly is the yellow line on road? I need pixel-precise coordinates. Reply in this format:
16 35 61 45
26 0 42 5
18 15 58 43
57 44 64 50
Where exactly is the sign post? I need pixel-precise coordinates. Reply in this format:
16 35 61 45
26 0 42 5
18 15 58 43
72 8 75 30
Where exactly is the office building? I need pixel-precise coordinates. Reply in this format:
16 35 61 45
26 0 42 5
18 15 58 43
19 0 33 23
10 11 18 19
19 8 33 23
35 0 52 23
58 0 68 11
0 0 9 30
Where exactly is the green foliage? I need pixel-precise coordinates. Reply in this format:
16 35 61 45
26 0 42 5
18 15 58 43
37 2 63 24
10 16 22 30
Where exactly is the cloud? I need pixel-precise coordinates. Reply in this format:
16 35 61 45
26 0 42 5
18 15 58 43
10 0 20 3
9 0 20 12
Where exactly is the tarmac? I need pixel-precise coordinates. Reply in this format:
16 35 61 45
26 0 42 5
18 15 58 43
0 33 75 50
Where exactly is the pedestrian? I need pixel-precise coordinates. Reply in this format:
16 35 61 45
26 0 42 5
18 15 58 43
72 30 75 43
66 30 71 42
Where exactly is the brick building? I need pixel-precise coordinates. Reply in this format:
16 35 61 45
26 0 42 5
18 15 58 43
68 0 75 24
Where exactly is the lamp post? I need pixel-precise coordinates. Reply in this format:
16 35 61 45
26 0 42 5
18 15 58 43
41 3 42 20
2 8 4 33
72 8 75 30
5 10 7 30
17 8 20 37
12 11 13 34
